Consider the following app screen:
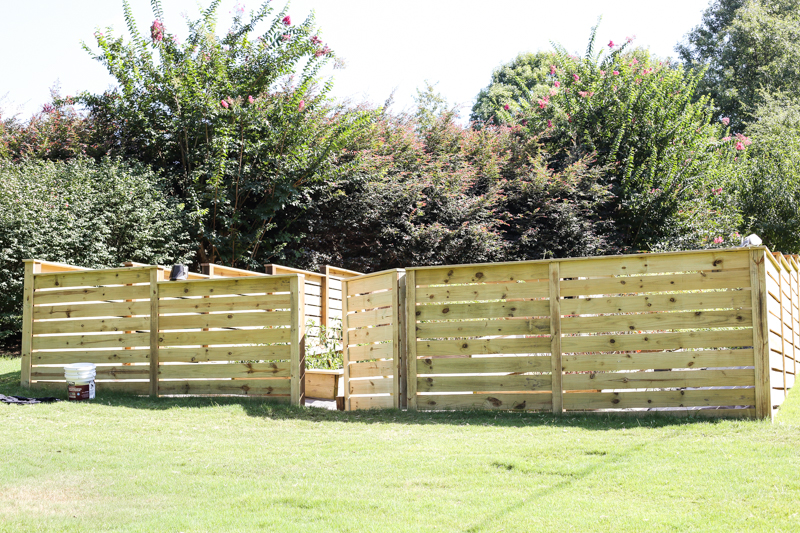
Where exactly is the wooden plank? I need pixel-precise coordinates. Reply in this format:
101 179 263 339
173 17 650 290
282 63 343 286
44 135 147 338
33 285 150 305
563 388 756 409
406 270 418 410
30 380 150 394
417 393 552 411
390 270 401 409
561 309 751 334
560 291 751 316
34 301 151 320
561 349 754 372
158 276 291 298
417 337 552 357
349 359 394 378
157 294 291 313
347 307 394 329
265 264 325 283
33 349 151 365
32 332 150 351
750 249 772 419
148 269 159 396
34 267 152 290
158 379 291 397
414 262 550 286
346 325 394 345
290 275 305 406
418 282 549 303
159 327 290 347
415 300 550 321
347 342 394 362
159 345 292 363
562 368 755 390
415 317 550 338
349 377 393 395
29 259 89 273
342 273 352 410
159 311 291 330
21 261 35 387
560 270 751 298
397 270 407 409
561 328 753 353
201 263 267 278
305 370 343 399
418 374 552 393
159 362 291 379
347 290 393 313
559 249 750 278
32 316 150 335
349 395 394 410
550 262 563 415
325 265 364 279
347 273 394 296
416 355 551 374
32 365 150 380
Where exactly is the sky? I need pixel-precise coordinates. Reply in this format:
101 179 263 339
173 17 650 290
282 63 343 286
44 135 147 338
0 0 711 119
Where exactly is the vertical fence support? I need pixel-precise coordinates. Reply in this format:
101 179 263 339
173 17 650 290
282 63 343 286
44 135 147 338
341 278 351 411
549 262 563 415
290 275 306 406
750 249 772 419
320 274 329 331
20 260 38 388
397 271 407 409
390 271 402 409
149 267 160 397
405 270 418 410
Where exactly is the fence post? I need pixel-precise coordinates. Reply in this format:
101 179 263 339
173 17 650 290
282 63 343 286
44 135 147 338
397 270 407 409
290 275 306 406
20 260 39 388
341 277 351 411
750 249 771 419
549 262 563 415
149 267 160 397
405 270 418 410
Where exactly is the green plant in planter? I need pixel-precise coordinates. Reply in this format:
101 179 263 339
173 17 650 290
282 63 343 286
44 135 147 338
304 319 342 370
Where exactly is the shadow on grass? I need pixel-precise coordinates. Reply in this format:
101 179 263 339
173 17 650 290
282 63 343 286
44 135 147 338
0 364 762 431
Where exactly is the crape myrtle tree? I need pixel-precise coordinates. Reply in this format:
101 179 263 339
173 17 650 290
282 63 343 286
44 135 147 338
473 26 744 252
80 0 373 269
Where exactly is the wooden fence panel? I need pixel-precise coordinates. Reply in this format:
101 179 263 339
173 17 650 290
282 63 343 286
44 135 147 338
342 269 404 410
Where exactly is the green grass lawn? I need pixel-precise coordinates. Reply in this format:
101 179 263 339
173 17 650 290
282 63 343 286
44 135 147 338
1 356 799 533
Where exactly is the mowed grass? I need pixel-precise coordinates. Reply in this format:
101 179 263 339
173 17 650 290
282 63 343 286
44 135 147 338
1 357 799 533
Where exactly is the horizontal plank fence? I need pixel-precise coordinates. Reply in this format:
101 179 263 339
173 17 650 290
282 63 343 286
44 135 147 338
403 247 797 420
342 269 405 410
21 260 306 405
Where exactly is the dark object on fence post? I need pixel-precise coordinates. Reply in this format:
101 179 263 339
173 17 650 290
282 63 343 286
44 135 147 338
169 264 188 281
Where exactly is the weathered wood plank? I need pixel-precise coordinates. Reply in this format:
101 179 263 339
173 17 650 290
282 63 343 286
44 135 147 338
349 376 393 395
159 311 291 330
560 270 751 298
34 301 151 320
158 379 291 396
30 380 150 394
349 359 394 378
561 328 753 353
347 342 393 362
418 374 552 393
158 328 290 347
418 282 549 303
34 268 151 290
349 395 394 410
346 272 395 295
416 393 552 411
415 317 550 338
416 355 551 374
417 337 551 357
559 250 750 278
159 345 291 363
159 362 291 379
33 285 150 305
157 294 291 313
560 290 751 316
32 316 150 335
561 349 754 372
562 368 755 390
347 307 394 329
415 300 551 321
32 349 151 364
561 309 751 334
562 388 756 409
32 332 150 351
346 290 394 313
158 276 291 298
31 365 150 380
414 262 550 286
346 325 394 345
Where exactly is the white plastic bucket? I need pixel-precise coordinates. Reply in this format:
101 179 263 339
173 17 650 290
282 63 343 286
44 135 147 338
64 363 96 401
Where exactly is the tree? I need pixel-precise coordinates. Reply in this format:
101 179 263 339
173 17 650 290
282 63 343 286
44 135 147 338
80 0 373 268
677 0 800 130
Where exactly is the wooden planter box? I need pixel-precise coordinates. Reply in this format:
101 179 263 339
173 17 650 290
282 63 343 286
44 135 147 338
305 368 344 402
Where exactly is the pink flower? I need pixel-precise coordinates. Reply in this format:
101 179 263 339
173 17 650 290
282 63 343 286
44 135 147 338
220 99 229 109
613 70 619 75
311 35 322 45
573 74 580 82
735 142 745 150
283 15 291 25
735 133 752 146
503 104 510 111
722 136 732 141
549 88 558 96
721 117 730 126
630 58 639 65
600 70 606 76
550 65 556 75
248 95 255 104
538 99 547 109
714 236 724 244
608 40 615 48
521 119 528 126
282 34 292 41
298 100 305 111
578 91 594 98
547 119 552 128
554 80 560 88
626 35 635 43
150 20 164 43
